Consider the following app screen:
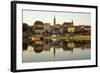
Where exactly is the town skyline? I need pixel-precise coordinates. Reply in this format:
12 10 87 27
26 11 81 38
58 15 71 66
23 10 91 26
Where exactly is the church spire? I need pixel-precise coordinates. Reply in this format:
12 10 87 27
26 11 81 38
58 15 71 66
54 16 56 25
71 19 73 24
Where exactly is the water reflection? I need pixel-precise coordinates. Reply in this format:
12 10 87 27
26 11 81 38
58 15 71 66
23 40 90 52
23 40 91 62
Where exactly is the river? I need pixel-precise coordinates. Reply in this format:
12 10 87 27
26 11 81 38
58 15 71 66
22 40 91 63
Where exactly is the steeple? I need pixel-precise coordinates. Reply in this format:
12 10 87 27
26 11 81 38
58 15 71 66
54 16 56 25
71 19 73 24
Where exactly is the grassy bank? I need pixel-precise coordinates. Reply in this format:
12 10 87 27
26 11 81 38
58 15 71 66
44 35 90 41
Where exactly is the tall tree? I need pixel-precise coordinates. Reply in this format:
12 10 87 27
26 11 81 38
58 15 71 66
23 23 28 32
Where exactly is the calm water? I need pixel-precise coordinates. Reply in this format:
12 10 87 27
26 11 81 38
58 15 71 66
22 40 91 63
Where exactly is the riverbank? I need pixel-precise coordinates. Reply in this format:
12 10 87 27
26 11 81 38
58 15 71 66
32 35 91 41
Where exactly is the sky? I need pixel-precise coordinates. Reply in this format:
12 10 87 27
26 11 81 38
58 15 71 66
23 10 91 26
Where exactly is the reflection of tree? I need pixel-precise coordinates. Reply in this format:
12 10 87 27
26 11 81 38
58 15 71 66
23 42 28 51
34 47 43 53
62 41 73 53
75 40 91 49
23 38 91 54
23 23 34 46
33 41 44 53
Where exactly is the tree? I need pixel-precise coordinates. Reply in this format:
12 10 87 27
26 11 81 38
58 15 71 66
23 23 28 32
63 30 68 34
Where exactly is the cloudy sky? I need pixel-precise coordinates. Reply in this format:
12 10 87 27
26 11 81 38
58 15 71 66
23 10 91 26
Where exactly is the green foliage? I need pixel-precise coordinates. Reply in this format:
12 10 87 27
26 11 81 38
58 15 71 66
23 23 28 32
63 30 68 34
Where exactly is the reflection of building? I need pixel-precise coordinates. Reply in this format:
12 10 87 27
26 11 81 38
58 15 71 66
63 47 73 52
29 40 91 54
33 41 44 53
67 42 75 48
